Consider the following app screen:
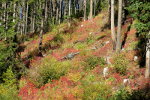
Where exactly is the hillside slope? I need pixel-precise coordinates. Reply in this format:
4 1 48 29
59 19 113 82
18 11 150 100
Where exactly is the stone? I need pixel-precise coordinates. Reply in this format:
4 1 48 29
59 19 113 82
123 79 130 86
105 41 110 44
134 56 138 62
103 67 109 77
121 48 125 51
89 32 93 35
43 54 47 57
105 56 111 65
91 46 97 50
81 24 84 27
61 52 80 60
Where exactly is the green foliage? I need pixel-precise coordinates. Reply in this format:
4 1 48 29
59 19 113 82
29 57 71 87
127 0 150 37
113 54 129 75
86 35 95 45
83 56 106 70
113 88 131 100
53 34 64 45
0 67 19 100
127 41 138 50
81 74 112 100
0 42 16 82
74 43 87 50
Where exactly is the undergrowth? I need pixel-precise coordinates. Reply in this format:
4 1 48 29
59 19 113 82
28 57 71 87
113 54 129 75
83 56 106 70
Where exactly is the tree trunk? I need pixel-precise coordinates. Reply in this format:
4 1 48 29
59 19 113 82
69 0 71 17
116 0 122 52
89 0 93 19
25 2 28 34
111 0 116 50
108 0 111 24
84 0 86 21
39 11 44 56
13 3 16 23
145 32 150 78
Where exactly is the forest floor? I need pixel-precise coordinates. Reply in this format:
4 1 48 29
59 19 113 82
18 11 150 100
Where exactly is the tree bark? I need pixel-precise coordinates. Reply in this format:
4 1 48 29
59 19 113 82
108 0 111 24
145 32 150 78
25 2 28 34
84 0 86 21
111 0 116 50
89 0 93 19
116 0 122 52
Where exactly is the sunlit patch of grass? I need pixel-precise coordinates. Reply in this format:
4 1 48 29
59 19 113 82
83 56 106 71
96 34 106 40
61 43 74 50
68 72 82 82
81 73 113 100
126 41 138 51
74 43 87 50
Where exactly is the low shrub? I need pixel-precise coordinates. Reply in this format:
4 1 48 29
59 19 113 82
81 74 112 100
113 54 129 75
113 88 130 100
74 43 87 50
52 34 64 45
83 56 106 70
86 35 95 45
29 57 71 87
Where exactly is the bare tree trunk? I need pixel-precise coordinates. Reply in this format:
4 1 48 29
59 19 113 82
22 0 25 35
93 0 96 16
108 0 111 24
56 1 59 24
116 0 122 52
13 3 16 23
145 32 150 78
59 0 62 24
89 0 93 19
38 7 44 56
69 0 71 16
111 0 116 50
84 0 86 21
25 2 28 34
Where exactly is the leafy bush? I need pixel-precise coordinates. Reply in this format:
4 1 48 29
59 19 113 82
113 54 129 75
113 88 130 100
81 74 112 100
53 34 64 45
83 56 106 70
29 57 71 87
74 43 87 50
86 35 95 45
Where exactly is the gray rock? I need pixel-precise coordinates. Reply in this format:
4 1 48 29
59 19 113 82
103 67 109 77
134 56 138 62
121 48 125 51
91 46 98 50
105 56 111 65
61 52 80 60
123 79 130 86
105 41 110 44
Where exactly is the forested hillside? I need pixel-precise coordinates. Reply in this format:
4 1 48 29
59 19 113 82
0 0 150 100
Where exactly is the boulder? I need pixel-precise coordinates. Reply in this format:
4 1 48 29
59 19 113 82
134 56 138 62
123 79 130 86
103 67 109 77
105 56 111 65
